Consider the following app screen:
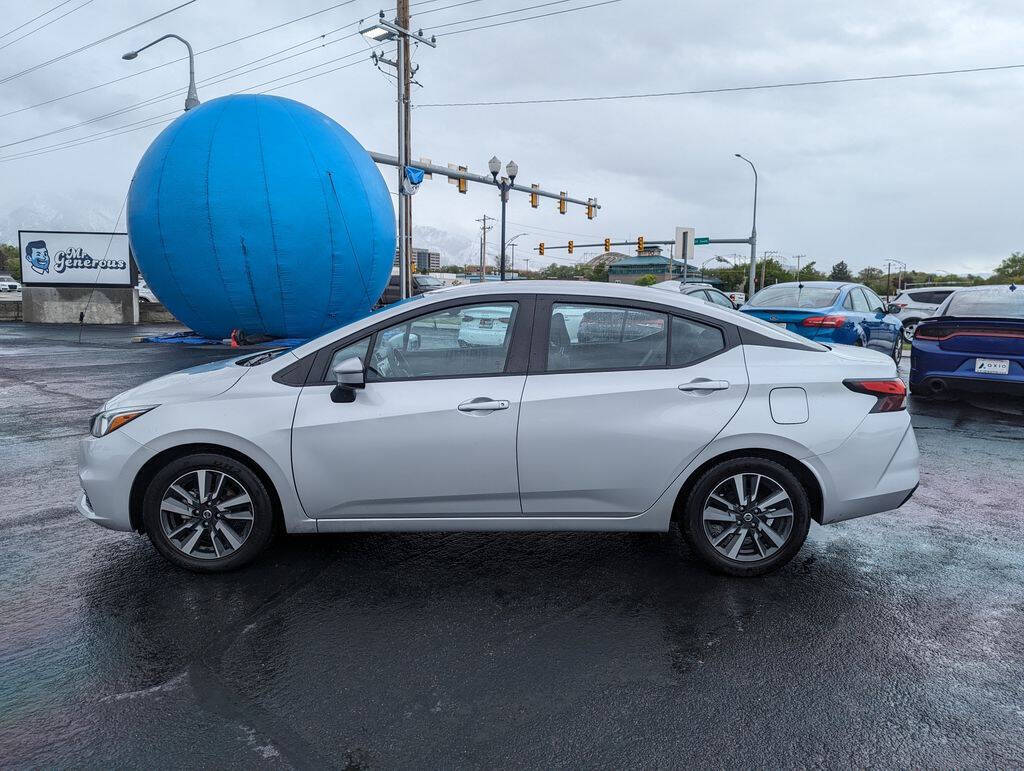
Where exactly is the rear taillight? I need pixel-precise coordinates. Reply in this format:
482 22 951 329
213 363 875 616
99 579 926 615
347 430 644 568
802 315 847 328
843 378 907 413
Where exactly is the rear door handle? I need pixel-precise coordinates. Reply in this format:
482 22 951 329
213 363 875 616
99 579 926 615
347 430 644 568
678 380 730 392
458 398 510 412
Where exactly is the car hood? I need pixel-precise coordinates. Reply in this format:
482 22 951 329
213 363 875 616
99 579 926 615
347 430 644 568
103 356 249 411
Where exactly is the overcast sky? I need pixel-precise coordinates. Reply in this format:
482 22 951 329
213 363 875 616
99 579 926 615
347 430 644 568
1 0 1021 275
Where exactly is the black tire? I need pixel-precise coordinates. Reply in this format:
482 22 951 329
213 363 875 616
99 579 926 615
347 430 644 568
142 453 275 572
680 457 811 577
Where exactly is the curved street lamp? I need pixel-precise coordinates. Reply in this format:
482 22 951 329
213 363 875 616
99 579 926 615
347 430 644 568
734 153 758 296
489 156 518 280
123 34 199 111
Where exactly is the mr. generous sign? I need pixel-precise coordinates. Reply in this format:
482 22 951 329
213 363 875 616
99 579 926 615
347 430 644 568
18 230 134 287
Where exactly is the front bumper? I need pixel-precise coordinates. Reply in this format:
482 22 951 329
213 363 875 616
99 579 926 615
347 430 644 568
77 429 155 532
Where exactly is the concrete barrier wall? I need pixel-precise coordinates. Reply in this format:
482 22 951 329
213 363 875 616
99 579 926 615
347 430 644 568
22 287 139 324
139 301 179 324
0 300 22 321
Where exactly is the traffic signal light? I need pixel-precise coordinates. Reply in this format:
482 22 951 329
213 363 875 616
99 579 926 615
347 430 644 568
447 163 468 193
637 236 645 253
568 240 574 254
530 183 539 209
538 242 545 256
586 198 595 220
558 192 567 215
604 238 611 252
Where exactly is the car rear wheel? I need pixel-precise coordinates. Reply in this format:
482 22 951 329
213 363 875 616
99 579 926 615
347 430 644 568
681 457 811 577
142 453 275 572
902 320 919 343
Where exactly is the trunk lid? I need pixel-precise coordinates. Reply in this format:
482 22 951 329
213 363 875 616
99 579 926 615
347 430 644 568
916 317 1024 357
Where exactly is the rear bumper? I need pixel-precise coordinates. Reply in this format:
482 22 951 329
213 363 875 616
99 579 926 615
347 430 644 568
805 413 920 525
910 372 1024 396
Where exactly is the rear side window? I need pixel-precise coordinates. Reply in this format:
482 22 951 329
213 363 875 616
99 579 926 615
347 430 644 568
671 317 725 366
909 289 954 304
548 304 667 371
707 291 734 308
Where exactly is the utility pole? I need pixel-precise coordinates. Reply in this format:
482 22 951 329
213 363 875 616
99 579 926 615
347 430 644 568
476 215 493 279
735 154 759 297
360 11 436 299
398 0 413 299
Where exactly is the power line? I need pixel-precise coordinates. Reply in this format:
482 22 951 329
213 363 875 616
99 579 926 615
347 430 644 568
0 0 97 52
417 61 1024 107
425 0 575 30
436 0 620 37
0 0 199 86
0 0 77 40
0 0 360 118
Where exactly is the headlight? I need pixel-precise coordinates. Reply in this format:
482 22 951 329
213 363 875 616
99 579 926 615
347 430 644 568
89 406 156 438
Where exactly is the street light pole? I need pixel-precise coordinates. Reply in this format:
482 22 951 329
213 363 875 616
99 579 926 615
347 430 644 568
122 34 199 111
735 153 758 297
489 156 518 280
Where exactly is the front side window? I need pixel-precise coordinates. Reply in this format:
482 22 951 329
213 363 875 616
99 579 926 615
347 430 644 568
367 302 518 380
707 290 734 308
329 338 371 373
863 288 885 312
548 303 667 371
849 288 872 312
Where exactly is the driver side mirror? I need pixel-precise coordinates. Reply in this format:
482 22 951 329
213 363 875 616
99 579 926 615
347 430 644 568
331 356 365 403
886 303 901 315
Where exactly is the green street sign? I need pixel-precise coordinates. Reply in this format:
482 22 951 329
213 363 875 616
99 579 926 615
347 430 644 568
694 237 710 245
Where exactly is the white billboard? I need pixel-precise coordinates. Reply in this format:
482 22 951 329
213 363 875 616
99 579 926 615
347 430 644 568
18 230 135 287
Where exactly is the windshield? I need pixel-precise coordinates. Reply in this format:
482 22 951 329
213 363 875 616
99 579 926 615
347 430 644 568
747 285 841 309
944 287 1024 318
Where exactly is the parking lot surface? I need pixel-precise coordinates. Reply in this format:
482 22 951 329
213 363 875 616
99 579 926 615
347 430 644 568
1 323 1022 768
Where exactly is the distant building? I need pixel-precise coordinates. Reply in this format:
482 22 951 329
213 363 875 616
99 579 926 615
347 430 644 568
607 256 723 286
394 247 442 273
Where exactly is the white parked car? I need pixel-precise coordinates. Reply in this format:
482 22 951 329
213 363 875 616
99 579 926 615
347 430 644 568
652 280 740 309
0 274 21 292
891 286 961 342
78 281 919 576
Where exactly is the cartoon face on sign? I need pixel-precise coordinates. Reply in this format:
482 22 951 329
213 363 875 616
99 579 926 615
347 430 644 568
25 240 50 275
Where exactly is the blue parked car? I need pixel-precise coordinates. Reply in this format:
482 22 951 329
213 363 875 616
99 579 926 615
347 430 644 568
910 284 1024 399
741 281 903 362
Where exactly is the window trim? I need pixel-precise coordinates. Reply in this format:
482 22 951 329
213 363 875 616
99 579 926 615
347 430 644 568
306 294 534 385
528 294 737 375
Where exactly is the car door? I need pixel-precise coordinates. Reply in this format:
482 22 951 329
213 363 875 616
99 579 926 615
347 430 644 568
290 295 533 519
860 287 897 354
517 297 748 518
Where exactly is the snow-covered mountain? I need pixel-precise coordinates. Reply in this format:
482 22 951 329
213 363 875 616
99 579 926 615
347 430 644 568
0 194 121 245
412 225 481 266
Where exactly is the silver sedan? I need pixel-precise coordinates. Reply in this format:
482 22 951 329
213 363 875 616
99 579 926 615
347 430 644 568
78 281 919 576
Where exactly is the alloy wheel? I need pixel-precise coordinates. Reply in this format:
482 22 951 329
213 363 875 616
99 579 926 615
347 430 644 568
702 473 795 563
158 469 255 560
902 322 918 343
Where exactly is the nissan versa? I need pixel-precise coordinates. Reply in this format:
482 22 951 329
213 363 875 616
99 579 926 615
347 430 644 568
79 281 920 576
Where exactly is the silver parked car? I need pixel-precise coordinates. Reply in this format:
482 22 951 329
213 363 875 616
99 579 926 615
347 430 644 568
78 281 919 576
891 286 961 342
652 280 740 309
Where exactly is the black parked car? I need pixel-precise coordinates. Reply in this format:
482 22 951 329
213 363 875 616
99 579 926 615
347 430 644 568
378 273 445 306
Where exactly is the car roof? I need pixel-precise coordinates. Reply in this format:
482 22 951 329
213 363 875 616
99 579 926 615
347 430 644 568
290 279 815 358
760 280 851 290
940 284 1017 294
898 285 964 293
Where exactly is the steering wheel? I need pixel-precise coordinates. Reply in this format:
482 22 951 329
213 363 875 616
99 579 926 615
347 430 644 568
386 345 411 378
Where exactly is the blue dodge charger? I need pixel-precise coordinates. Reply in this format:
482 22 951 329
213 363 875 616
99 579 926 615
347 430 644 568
910 284 1024 398
741 281 903 361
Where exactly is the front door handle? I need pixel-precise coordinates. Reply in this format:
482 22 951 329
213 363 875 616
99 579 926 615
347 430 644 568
458 398 510 412
678 380 730 392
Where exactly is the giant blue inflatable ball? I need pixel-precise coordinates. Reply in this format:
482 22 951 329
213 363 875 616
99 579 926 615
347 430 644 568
127 94 395 340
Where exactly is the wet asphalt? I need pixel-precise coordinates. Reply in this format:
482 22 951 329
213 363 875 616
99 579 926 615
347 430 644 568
1 323 1022 769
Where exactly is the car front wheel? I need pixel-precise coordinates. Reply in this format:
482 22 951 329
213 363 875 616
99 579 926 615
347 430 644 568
681 457 811 577
142 453 275 572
